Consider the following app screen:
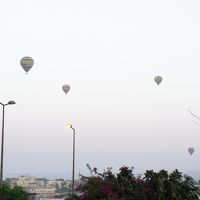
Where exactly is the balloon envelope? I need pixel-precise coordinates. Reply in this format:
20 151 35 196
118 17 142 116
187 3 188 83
188 147 194 155
20 56 34 74
62 84 70 94
154 76 162 85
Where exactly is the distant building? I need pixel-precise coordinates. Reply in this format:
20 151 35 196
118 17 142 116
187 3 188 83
35 178 46 186
16 176 36 187
65 179 72 188
27 186 56 194
46 179 65 189
6 175 72 196
8 178 18 188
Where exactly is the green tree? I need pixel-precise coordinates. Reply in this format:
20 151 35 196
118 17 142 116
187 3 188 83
143 169 200 200
0 183 30 200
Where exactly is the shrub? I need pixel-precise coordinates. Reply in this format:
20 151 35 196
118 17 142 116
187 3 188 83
66 165 200 200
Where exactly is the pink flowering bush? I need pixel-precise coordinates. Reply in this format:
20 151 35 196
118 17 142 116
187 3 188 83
66 165 200 200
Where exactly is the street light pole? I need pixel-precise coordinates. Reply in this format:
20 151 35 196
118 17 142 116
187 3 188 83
0 101 15 186
67 123 76 196
0 103 5 186
72 127 75 196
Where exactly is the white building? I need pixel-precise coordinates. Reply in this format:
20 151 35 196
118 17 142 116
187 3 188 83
46 179 64 189
27 186 56 194
16 176 36 187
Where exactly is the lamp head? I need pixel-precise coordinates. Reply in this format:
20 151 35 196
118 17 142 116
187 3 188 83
67 123 73 129
8 101 15 105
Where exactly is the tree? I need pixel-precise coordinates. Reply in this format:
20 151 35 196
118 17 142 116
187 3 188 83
143 169 200 200
66 165 200 200
0 183 30 200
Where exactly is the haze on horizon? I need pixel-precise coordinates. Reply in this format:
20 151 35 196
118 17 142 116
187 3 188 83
0 0 200 179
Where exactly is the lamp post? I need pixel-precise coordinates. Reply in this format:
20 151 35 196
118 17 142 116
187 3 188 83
0 101 15 185
67 123 76 196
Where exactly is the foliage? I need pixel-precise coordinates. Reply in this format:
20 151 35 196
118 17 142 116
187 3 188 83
143 169 200 200
66 165 200 200
0 183 30 200
65 193 80 200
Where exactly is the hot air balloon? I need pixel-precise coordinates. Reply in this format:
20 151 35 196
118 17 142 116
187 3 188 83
188 147 194 155
62 84 70 94
154 76 162 85
20 56 34 74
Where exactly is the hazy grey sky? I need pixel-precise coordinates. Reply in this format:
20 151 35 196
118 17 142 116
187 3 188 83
1 0 200 178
